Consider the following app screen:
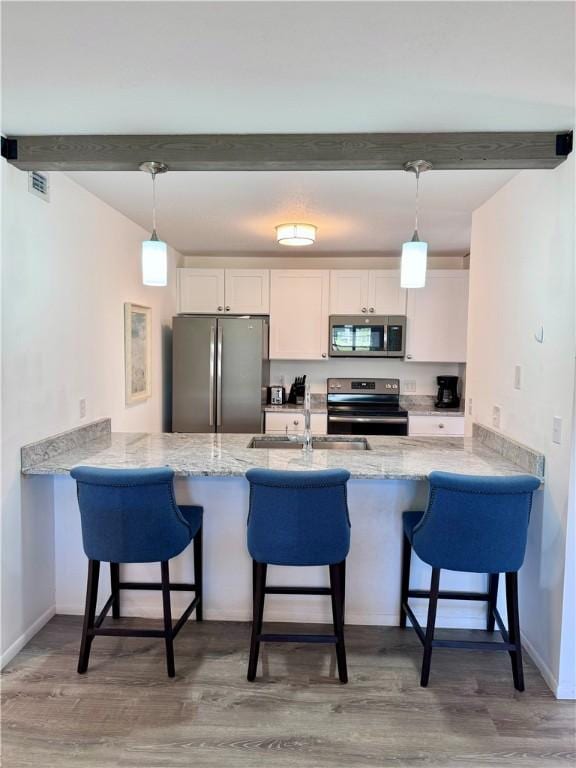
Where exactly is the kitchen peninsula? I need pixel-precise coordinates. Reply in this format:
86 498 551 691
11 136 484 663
22 420 543 630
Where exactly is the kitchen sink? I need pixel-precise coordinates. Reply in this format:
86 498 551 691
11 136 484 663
312 438 370 450
248 436 370 451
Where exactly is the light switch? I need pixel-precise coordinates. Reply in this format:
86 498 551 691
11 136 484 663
514 365 522 390
468 398 473 416
403 380 417 393
79 398 87 419
553 417 562 445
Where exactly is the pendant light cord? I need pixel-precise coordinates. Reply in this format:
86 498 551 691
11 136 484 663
151 171 157 236
414 168 420 237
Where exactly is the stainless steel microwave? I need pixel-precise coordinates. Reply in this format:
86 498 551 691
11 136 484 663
329 315 406 358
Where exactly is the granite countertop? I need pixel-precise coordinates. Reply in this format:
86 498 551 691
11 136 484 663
400 395 464 418
263 395 464 417
407 407 465 417
263 403 328 414
21 431 542 481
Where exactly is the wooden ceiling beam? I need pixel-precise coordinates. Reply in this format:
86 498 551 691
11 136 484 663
2 131 572 172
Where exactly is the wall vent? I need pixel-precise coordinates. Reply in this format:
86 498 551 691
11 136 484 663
28 171 50 201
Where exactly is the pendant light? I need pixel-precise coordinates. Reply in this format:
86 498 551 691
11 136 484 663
401 160 432 289
140 161 168 286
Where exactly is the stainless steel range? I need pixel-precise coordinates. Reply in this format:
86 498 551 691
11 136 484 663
327 378 408 436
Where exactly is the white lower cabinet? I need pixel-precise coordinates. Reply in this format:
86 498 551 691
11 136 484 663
265 412 328 435
408 414 465 437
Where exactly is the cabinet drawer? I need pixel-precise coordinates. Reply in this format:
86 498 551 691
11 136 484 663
265 412 327 435
408 415 465 436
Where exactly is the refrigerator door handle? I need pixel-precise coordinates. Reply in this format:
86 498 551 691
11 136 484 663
209 324 216 426
216 324 223 427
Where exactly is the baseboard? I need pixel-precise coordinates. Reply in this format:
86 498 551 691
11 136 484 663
519 630 574 699
0 606 56 669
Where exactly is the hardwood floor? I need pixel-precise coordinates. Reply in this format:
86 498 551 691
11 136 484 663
2 616 575 767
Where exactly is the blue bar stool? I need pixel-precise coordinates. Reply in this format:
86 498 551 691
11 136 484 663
70 466 203 678
400 471 540 690
245 468 351 683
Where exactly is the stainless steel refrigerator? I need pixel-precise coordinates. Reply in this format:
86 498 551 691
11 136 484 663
172 315 269 433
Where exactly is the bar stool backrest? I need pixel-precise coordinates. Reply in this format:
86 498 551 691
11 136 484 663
413 471 541 573
70 466 192 563
246 469 351 566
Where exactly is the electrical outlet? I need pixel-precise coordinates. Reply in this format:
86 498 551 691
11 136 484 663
514 365 522 390
468 397 473 416
403 380 417 393
492 405 501 429
553 417 562 445
79 398 87 419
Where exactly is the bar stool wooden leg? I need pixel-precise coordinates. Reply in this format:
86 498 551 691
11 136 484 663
487 573 499 632
78 559 100 674
247 561 267 681
160 561 175 678
330 561 348 684
506 571 524 691
110 562 120 619
193 526 203 622
420 567 440 687
341 559 346 625
400 532 412 629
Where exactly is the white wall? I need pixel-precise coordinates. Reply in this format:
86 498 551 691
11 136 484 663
466 155 575 697
1 165 179 666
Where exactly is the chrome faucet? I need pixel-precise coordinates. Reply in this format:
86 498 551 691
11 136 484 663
302 384 312 452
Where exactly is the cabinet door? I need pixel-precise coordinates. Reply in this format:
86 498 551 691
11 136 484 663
405 271 469 362
265 412 328 435
177 268 225 314
270 270 330 360
224 269 270 314
368 271 407 315
329 271 370 314
265 412 305 434
408 415 465 436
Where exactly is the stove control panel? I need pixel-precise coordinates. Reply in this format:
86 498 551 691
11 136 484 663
327 378 400 395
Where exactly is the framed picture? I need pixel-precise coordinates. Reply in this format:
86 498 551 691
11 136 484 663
124 302 152 404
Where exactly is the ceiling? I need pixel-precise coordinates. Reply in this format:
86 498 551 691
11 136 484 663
2 1 574 255
65 169 517 255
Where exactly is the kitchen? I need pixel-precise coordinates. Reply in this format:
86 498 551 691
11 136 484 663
2 2 575 767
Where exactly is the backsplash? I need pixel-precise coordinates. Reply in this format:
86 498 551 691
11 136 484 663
270 360 465 396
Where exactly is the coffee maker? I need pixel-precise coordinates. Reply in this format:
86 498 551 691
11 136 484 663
435 376 460 409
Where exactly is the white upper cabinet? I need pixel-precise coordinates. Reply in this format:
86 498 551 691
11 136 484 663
329 271 370 314
368 271 407 315
405 270 469 362
329 270 406 315
177 268 269 314
270 270 330 360
177 268 225 314
224 269 270 314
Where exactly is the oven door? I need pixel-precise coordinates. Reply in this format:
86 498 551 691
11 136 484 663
327 413 408 436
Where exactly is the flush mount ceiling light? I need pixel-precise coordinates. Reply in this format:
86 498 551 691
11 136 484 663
140 161 168 286
275 223 317 247
401 160 432 289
